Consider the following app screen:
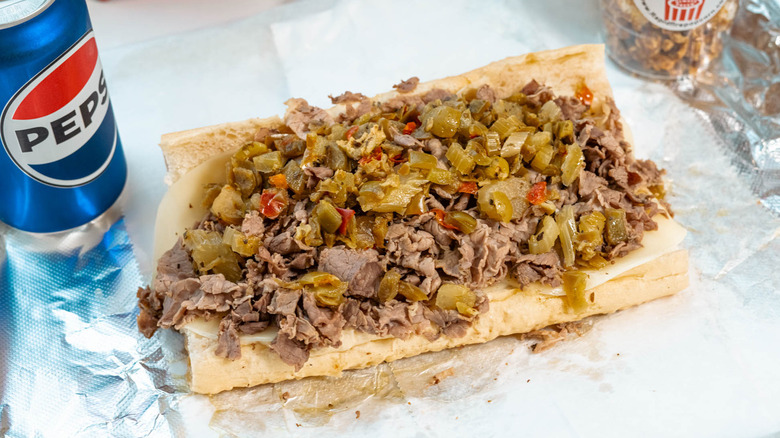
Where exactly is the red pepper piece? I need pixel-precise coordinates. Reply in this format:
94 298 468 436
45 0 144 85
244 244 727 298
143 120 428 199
358 147 382 165
527 181 547 205
458 181 478 195
431 208 459 230
259 189 287 219
335 207 355 235
576 83 593 107
389 154 406 164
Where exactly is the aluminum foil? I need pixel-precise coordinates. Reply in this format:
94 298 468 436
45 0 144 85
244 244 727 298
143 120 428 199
2 0 779 436
673 0 780 215
0 203 183 437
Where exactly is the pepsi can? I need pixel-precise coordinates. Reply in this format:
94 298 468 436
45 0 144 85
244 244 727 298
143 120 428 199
0 0 127 233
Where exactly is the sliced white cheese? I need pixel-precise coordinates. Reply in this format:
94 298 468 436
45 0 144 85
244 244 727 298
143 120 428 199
153 151 232 262
184 317 390 355
184 318 277 344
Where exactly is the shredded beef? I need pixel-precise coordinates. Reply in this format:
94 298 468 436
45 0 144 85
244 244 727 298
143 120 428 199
267 289 301 315
265 231 310 255
284 98 334 139
340 298 380 335
424 138 447 161
318 247 379 282
241 211 265 237
215 316 241 360
465 222 513 289
423 88 454 103
139 78 669 371
136 286 159 338
393 77 419 93
522 79 554 106
347 261 383 299
304 166 333 190
555 96 587 121
271 331 309 370
377 301 415 339
302 293 344 344
512 252 563 289
475 84 497 103
329 91 368 104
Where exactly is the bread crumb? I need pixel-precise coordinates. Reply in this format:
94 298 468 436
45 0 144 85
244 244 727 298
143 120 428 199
429 367 455 386
296 423 301 427
355 410 361 419
281 391 290 401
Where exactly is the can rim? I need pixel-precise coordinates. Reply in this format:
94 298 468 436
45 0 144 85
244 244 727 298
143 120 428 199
0 0 56 30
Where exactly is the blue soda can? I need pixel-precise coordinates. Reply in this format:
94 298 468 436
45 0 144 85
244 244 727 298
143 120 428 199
0 0 127 233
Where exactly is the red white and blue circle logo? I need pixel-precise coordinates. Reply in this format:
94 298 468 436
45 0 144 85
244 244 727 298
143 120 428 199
1 30 118 187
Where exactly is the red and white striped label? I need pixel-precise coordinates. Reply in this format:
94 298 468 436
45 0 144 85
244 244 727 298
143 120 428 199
631 0 728 31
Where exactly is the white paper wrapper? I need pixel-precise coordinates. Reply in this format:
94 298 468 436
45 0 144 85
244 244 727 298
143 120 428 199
3 0 779 437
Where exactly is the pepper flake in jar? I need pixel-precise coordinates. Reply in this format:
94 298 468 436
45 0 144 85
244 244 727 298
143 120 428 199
600 0 738 79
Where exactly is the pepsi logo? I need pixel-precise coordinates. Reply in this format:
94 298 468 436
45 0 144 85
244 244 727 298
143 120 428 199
1 30 117 187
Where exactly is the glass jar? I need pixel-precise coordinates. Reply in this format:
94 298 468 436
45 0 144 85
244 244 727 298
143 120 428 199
600 0 738 80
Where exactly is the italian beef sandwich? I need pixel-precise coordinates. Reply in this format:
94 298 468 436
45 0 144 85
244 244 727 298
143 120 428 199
137 44 689 395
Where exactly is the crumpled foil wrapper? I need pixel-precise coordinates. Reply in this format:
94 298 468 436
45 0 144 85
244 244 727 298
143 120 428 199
0 205 185 437
1 0 779 437
673 0 780 215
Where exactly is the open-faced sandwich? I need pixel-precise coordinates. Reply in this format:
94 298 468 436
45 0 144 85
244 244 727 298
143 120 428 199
137 44 689 395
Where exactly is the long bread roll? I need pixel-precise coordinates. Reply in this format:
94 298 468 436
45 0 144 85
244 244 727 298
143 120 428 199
147 44 689 394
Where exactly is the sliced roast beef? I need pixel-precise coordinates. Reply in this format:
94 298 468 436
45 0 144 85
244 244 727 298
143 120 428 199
466 223 513 288
424 138 447 161
241 211 265 237
302 292 344 344
423 88 454 103
522 79 554 106
267 289 301 315
270 331 309 371
158 278 201 329
376 301 415 339
340 298 380 335
284 98 334 139
329 91 368 104
475 84 497 103
555 96 587 121
425 307 469 338
265 231 310 255
136 286 160 338
393 77 419 93
215 316 242 360
511 252 563 289
304 166 334 190
257 246 292 280
318 247 380 282
153 239 195 295
346 261 383 299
